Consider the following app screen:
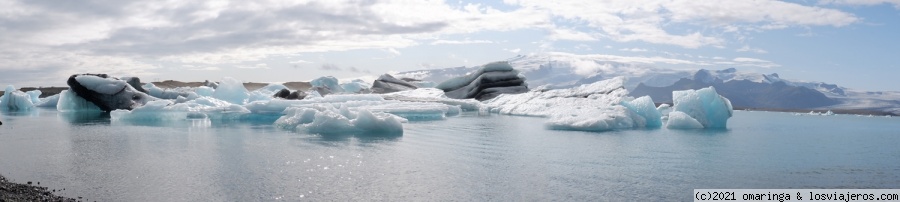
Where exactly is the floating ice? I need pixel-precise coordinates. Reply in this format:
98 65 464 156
341 79 371 93
382 88 482 111
371 74 417 94
57 89 102 112
666 86 733 129
436 61 528 101
621 96 663 128
485 77 661 131
110 97 250 122
212 77 250 105
74 75 128 95
247 94 461 121
248 83 288 103
1 85 36 111
275 104 405 134
310 76 344 93
35 93 60 108
665 111 704 129
143 83 198 100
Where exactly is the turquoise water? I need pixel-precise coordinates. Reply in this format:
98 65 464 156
0 110 898 201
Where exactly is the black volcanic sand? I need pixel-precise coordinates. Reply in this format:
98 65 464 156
0 174 77 202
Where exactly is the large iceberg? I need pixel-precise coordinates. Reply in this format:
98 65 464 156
666 86 733 129
436 61 528 101
67 74 157 111
110 97 250 122
485 77 661 131
275 105 405 134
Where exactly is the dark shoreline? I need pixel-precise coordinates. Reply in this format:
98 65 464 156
0 174 76 202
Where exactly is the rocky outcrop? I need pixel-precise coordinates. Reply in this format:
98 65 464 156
435 61 528 101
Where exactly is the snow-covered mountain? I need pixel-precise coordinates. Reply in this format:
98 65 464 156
394 52 899 115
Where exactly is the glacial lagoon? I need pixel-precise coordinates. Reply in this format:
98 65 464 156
1 109 898 201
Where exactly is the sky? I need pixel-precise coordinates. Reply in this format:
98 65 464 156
1 0 899 91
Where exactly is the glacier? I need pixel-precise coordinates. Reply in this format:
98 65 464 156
666 86 733 129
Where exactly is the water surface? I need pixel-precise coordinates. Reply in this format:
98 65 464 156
0 110 898 201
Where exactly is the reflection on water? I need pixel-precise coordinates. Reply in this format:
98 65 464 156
57 111 110 125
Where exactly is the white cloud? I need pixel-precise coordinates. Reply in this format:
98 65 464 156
820 0 900 8
289 60 312 64
507 0 858 48
620 48 649 52
239 63 269 69
504 48 522 53
736 45 768 54
0 0 867 85
548 29 597 41
431 39 494 45
731 57 780 68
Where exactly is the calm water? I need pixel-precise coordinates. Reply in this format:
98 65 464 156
0 109 898 201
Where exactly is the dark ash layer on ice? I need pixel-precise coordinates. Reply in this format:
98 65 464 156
435 61 528 101
67 73 157 112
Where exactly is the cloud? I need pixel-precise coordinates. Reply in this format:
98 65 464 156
289 60 312 64
320 63 342 71
0 0 867 85
820 0 900 8
547 29 597 41
504 48 522 53
239 63 269 69
729 57 780 68
183 65 221 71
736 45 768 54
507 0 859 48
620 48 649 52
431 39 494 45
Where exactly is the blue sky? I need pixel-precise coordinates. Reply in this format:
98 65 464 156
1 0 898 91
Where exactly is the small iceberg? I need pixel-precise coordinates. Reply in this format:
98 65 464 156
666 86 733 129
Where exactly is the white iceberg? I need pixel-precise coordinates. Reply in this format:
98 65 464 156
274 104 405 134
212 77 250 105
310 76 344 94
57 89 102 112
110 97 250 122
666 86 733 129
485 77 661 131
1 85 36 111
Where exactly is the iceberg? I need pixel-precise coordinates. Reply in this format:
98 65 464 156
666 86 733 129
371 74 417 94
1 85 36 111
110 97 250 122
35 93 61 108
341 79 372 93
143 83 198 100
485 77 661 131
310 76 344 95
436 61 528 101
67 74 157 111
275 105 405 134
665 111 704 129
57 89 102 112
212 77 250 105
381 88 482 111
